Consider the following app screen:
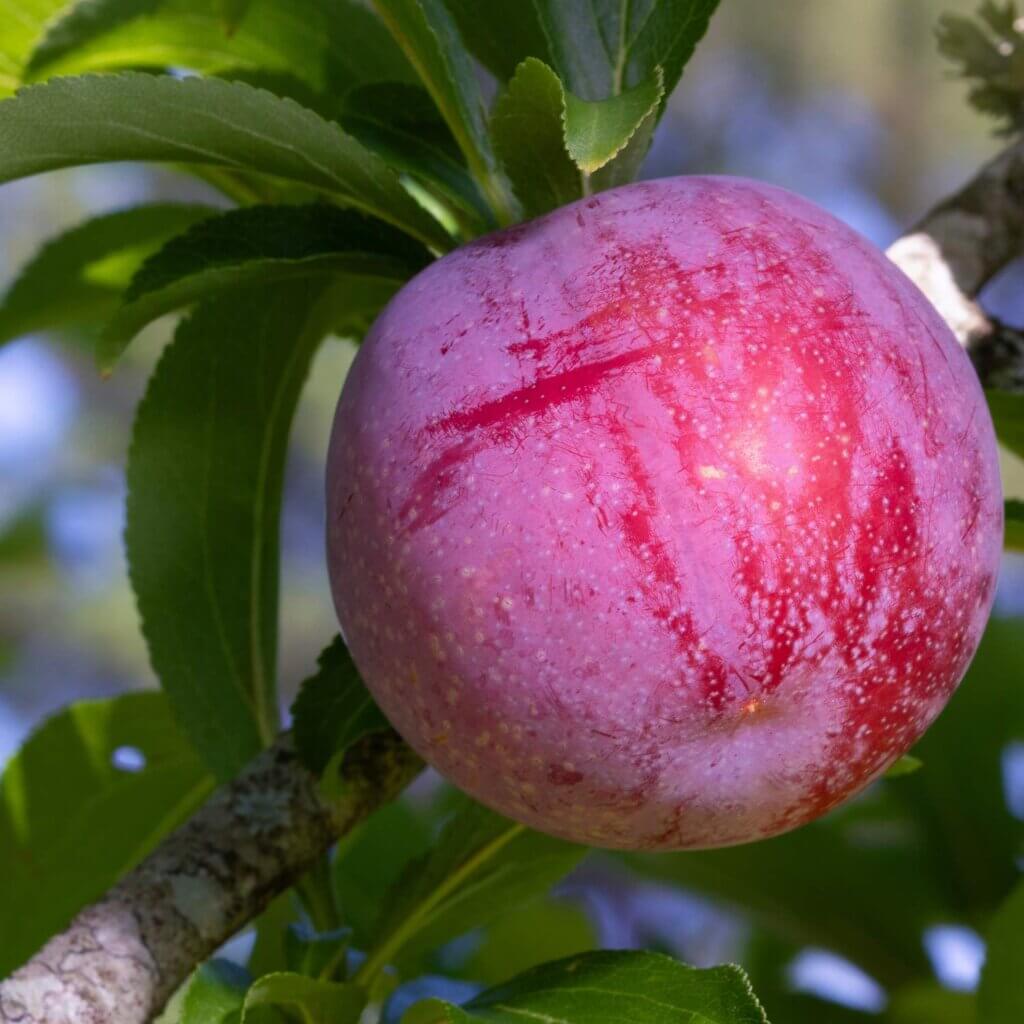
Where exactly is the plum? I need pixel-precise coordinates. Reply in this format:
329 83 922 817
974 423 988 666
326 176 1002 850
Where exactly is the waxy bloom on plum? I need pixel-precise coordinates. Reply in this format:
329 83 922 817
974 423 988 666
327 177 1002 850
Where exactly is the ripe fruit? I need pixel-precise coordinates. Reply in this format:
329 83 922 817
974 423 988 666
326 176 1002 850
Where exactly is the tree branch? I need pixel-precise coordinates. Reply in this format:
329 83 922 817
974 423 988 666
886 138 1024 383
3 138 1024 1024
0 731 422 1024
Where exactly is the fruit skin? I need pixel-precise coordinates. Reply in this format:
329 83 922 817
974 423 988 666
326 176 1002 850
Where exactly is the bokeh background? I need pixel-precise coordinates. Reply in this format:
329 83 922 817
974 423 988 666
2 1 1023 1019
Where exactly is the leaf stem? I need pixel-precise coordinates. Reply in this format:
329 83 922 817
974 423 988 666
352 823 525 988
370 0 516 230
295 852 341 935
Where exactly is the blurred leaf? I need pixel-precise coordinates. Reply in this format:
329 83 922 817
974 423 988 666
439 0 552 81
291 635 392 792
101 203 428 366
0 506 48 568
938 2 1024 136
890 983 976 1024
0 0 68 94
371 0 508 215
979 878 1024 1023
24 0 160 78
219 0 252 35
362 798 586 980
534 0 719 102
885 754 924 779
986 389 1024 459
492 58 663 217
403 951 769 1023
181 960 250 1024
1004 499 1024 550
765 993 874 1024
459 897 596 986
333 799 433 946
0 73 450 251
284 924 351 978
0 692 214 975
242 972 366 1024
740 932 875 1024
125 279 339 779
891 617 1024 918
340 82 491 232
26 0 416 96
0 204 214 348
156 982 189 1024
250 894 300 977
627 792 945 987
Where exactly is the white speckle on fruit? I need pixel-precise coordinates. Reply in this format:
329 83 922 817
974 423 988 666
327 175 1002 850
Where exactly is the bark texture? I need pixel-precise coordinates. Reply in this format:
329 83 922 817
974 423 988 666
886 139 1024 387
0 732 421 1024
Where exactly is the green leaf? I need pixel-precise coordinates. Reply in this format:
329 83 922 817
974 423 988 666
459 897 596 986
359 797 586 981
986 389 1024 459
0 203 214 348
242 973 366 1024
884 754 923 779
0 692 214 976
181 960 250 1024
1005 499 1024 551
26 0 416 97
284 925 351 978
492 58 663 217
534 0 720 102
0 505 49 568
937 3 1024 136
371 0 510 218
249 894 299 977
403 951 769 1024
587 100 659 191
889 983 976 1024
101 203 428 366
0 73 450 250
563 66 664 172
0 0 68 93
439 0 552 81
738 933 873 1024
219 0 252 35
979 879 1024 1023
332 800 432 946
626 790 946 988
125 279 341 779
290 635 392 790
340 82 491 233
490 58 583 218
889 616 1024 918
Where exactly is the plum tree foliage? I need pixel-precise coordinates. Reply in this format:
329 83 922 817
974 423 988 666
0 1 1021 1023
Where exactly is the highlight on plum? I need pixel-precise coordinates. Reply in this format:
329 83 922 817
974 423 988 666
328 176 1002 850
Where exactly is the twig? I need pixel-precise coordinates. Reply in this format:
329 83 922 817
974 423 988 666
0 732 421 1024
886 139 1024 383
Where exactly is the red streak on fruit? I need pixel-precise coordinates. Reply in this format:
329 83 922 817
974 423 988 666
327 177 1002 849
